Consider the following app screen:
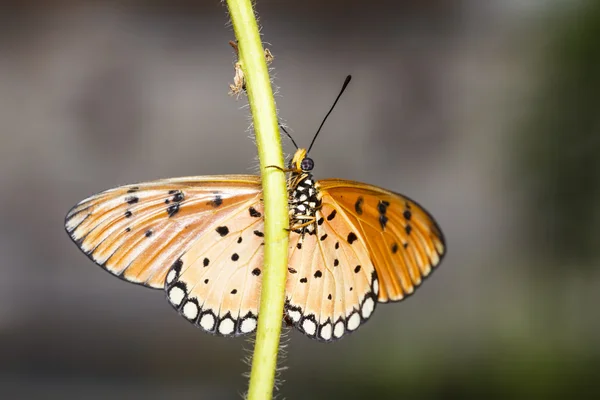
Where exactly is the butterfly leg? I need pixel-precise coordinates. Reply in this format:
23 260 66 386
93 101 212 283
290 216 316 231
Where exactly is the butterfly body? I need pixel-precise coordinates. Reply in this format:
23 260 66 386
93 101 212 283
65 148 445 342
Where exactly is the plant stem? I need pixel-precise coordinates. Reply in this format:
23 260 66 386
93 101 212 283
225 1 288 399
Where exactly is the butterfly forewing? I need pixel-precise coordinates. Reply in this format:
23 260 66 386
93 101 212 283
317 179 446 303
65 175 262 290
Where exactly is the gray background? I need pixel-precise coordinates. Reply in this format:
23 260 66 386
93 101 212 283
1 0 598 398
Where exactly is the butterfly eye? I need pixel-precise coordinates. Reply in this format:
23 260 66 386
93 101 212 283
300 157 314 171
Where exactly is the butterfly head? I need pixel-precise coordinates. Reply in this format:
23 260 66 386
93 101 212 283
290 148 314 173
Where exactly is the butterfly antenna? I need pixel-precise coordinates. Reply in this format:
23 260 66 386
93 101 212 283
307 75 352 153
280 124 299 149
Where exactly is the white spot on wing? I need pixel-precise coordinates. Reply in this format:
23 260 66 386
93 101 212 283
200 313 215 330
288 310 301 322
373 278 379 296
240 317 257 333
334 321 345 338
302 318 316 336
361 297 375 319
166 269 177 285
168 286 185 306
219 318 235 335
183 301 199 320
347 312 361 331
320 323 332 341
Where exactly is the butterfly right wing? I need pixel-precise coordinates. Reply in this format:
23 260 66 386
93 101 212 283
66 175 268 336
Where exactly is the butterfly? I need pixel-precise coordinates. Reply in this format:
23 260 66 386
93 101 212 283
64 76 446 342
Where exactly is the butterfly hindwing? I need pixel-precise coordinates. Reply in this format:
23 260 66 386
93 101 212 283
284 203 379 342
164 199 266 336
316 179 446 303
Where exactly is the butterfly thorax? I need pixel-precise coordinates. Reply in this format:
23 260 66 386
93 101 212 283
289 172 321 235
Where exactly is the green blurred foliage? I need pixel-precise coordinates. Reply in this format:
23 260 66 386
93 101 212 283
520 0 600 267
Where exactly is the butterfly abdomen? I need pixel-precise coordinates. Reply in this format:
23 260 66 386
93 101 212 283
289 174 321 235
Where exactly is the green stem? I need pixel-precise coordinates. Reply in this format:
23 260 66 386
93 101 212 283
225 1 288 399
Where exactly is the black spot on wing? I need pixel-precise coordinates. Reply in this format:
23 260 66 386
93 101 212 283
209 194 223 207
172 192 184 202
125 196 139 205
347 232 358 244
379 214 388 229
249 207 262 218
167 203 180 217
327 210 337 221
377 200 390 215
253 230 264 237
171 258 183 273
354 197 364 215
216 226 229 236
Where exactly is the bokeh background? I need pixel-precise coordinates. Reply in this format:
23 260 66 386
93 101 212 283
1 0 599 398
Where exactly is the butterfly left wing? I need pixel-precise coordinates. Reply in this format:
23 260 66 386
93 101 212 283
317 179 446 303
66 175 271 336
65 175 263 289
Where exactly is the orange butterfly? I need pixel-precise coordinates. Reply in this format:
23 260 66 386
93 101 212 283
65 77 446 342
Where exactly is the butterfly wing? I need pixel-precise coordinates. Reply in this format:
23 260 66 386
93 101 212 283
317 179 446 303
283 179 444 342
164 198 266 336
65 175 266 336
284 214 379 342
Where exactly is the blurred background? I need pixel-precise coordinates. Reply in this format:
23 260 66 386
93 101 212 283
1 0 599 398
